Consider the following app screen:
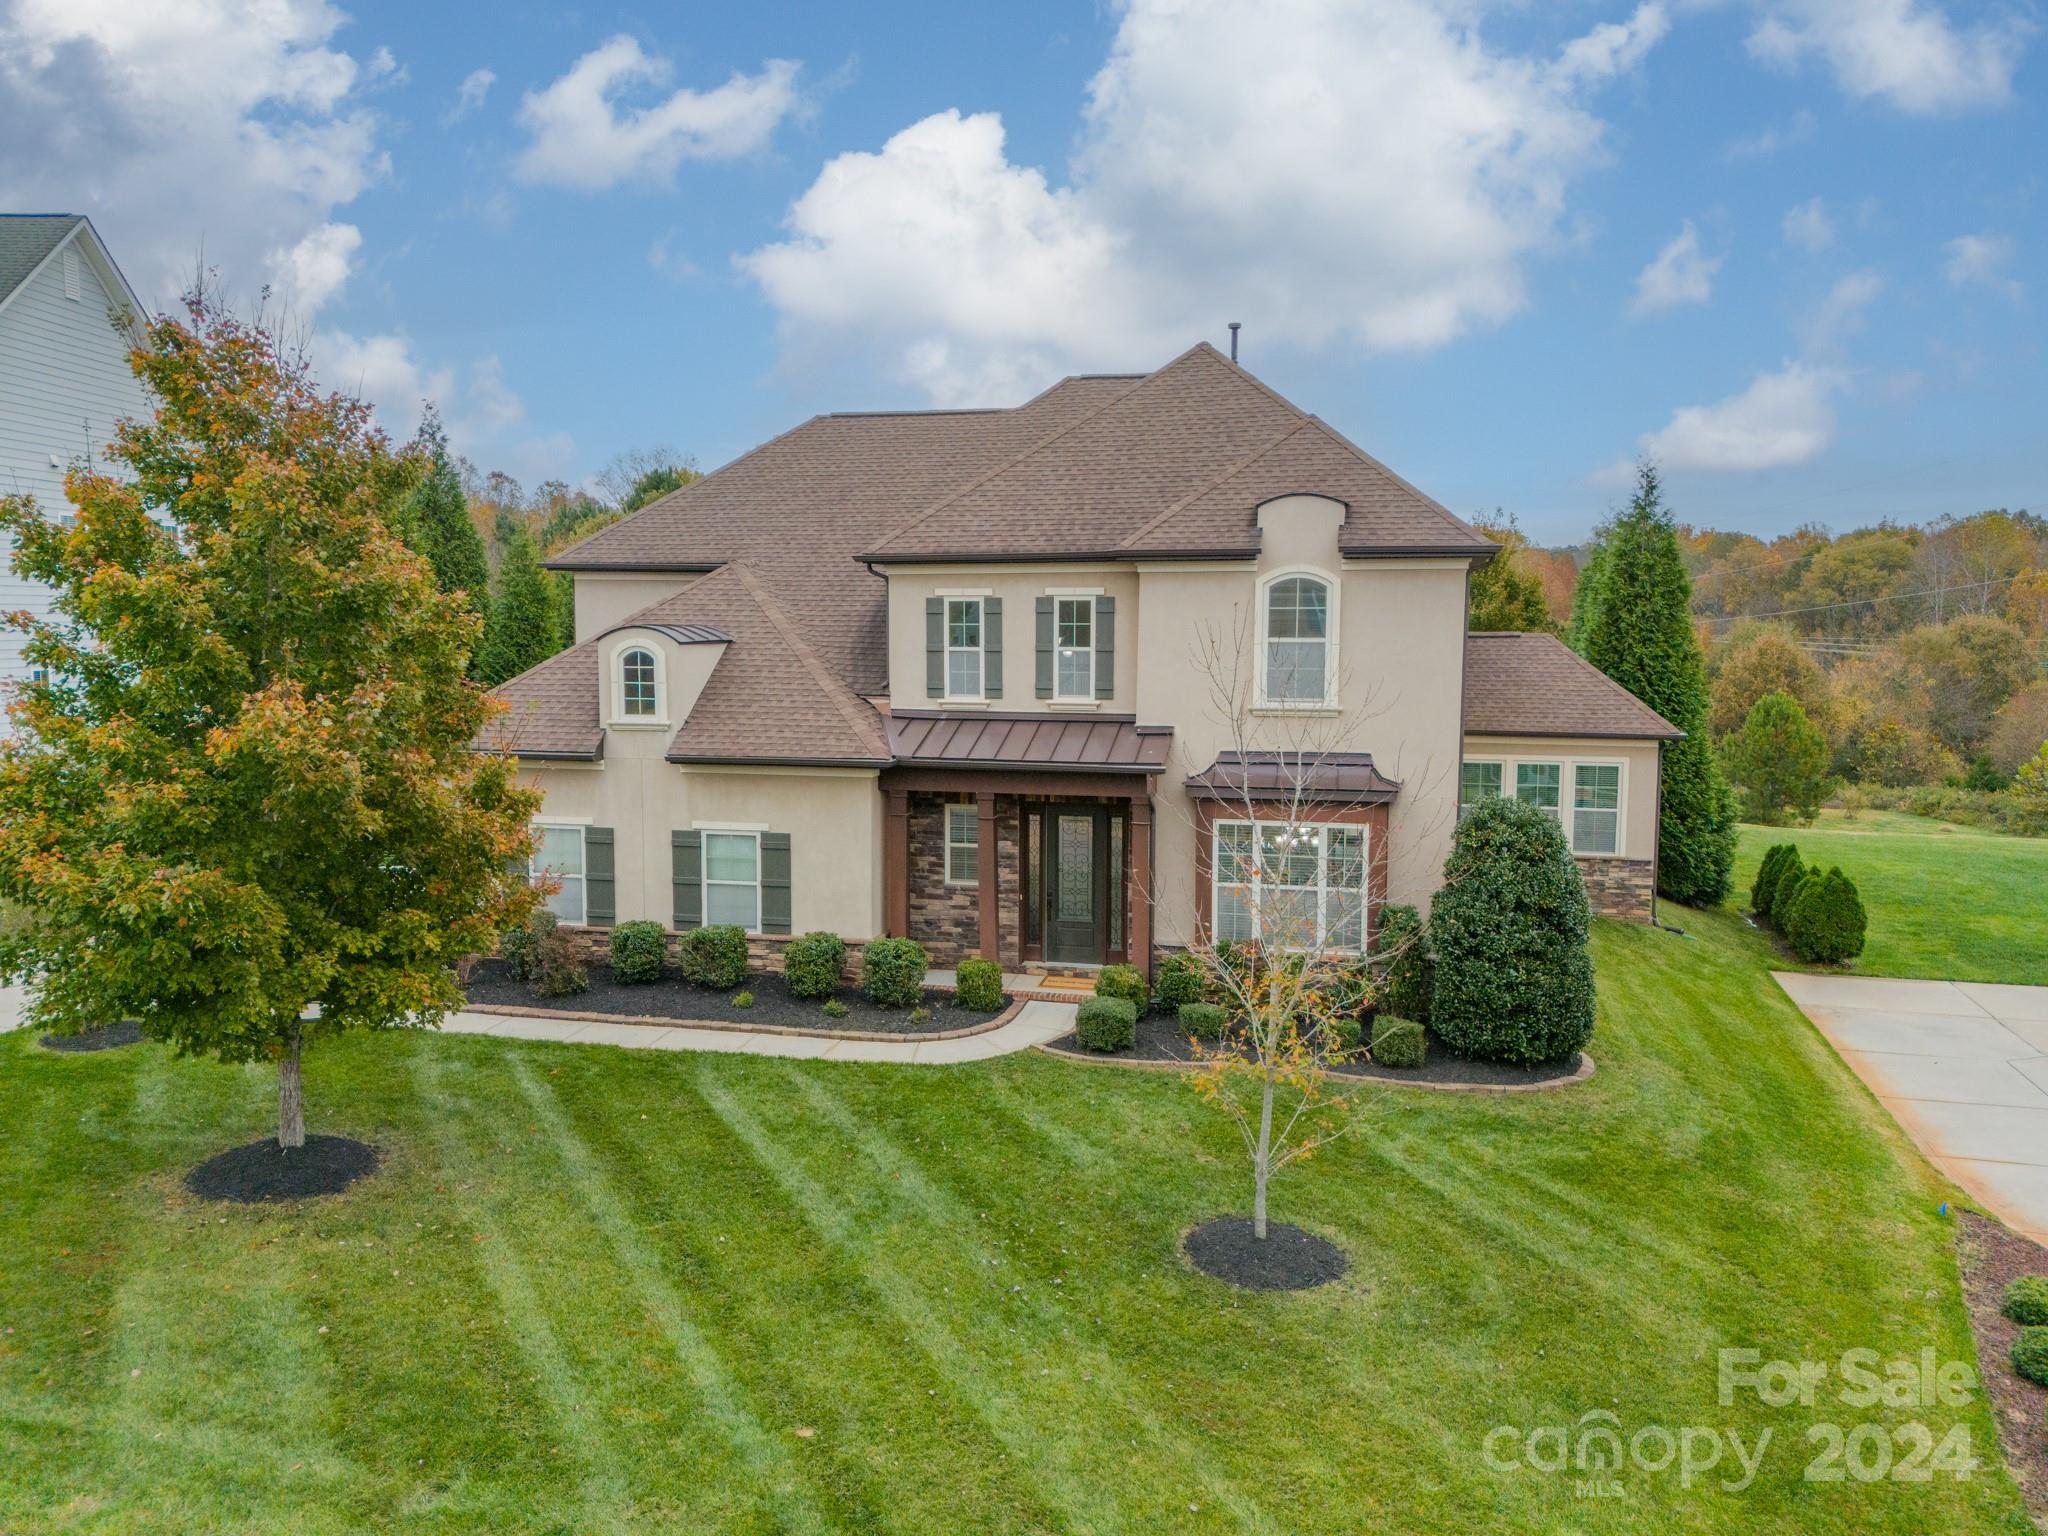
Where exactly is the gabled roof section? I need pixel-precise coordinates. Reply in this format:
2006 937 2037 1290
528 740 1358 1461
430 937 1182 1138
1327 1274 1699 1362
0 214 145 327
1464 633 1684 741
479 643 603 760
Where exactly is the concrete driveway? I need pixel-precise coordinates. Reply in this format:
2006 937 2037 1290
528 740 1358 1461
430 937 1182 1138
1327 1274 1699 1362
1776 973 2048 1242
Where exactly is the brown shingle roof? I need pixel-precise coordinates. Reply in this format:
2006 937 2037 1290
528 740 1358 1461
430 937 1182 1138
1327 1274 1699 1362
480 643 603 760
1463 633 1683 741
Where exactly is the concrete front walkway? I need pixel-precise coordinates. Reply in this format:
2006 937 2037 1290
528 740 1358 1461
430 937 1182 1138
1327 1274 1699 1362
1777 972 2048 1242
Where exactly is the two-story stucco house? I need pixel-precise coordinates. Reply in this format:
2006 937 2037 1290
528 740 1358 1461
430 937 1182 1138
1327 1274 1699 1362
484 343 1678 976
1 215 152 703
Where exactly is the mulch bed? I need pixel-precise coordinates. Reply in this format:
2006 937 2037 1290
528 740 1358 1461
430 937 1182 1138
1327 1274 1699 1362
1956 1211 2048 1520
185 1135 380 1203
1043 1012 1585 1088
1183 1215 1348 1291
463 958 1003 1036
39 1021 143 1053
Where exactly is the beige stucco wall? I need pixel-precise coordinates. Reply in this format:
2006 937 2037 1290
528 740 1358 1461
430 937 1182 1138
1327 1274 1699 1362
882 564 1143 714
573 571 703 643
1460 733 1661 864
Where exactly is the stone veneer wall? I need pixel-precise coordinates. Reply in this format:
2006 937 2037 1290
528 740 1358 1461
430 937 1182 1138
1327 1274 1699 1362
906 793 1022 966
542 927 867 984
1577 855 1654 922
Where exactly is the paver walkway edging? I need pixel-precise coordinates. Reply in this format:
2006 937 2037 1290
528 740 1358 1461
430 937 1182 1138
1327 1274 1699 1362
459 995 1026 1044
1034 1039 1597 1094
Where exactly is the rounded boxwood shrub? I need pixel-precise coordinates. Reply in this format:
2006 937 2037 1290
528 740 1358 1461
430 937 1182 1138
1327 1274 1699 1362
1179 1001 1227 1041
2013 1326 2048 1386
1751 843 1794 923
679 924 750 990
821 999 849 1019
954 957 1004 1011
1783 866 1867 964
499 908 555 981
783 931 846 1000
1075 996 1137 1053
1430 796 1595 1066
732 990 755 1009
861 937 928 1009
1324 1015 1362 1057
1152 952 1205 1012
2003 1276 2048 1327
607 920 667 985
1370 1016 1426 1069
1767 849 1808 930
1094 964 1148 1013
1371 903 1432 1023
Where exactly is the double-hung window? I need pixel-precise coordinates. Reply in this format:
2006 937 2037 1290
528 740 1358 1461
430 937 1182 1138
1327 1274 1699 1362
1211 819 1367 952
1054 597 1094 699
1263 575 1331 704
945 598 984 699
1572 764 1621 854
1460 760 1503 821
703 831 762 930
1515 763 1562 826
944 803 980 885
531 824 586 925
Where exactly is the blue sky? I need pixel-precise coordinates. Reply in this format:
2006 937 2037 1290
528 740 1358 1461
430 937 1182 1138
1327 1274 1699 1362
1 1 2040 543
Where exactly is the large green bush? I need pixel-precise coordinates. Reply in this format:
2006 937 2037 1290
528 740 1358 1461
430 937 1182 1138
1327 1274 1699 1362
782 931 845 999
1783 867 1867 964
1725 691 1831 824
2013 1327 2048 1387
1094 964 1148 1013
1370 1016 1426 1069
678 924 749 990
1178 1002 1227 1041
861 938 928 1008
954 957 1004 1011
1767 848 1808 926
1371 903 1432 1023
1751 843 1793 923
1152 952 1205 1012
607 921 667 984
1075 997 1137 1052
1429 796 1595 1065
2003 1276 2048 1327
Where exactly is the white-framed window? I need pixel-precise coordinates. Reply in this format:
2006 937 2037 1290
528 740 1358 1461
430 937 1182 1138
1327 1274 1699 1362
1460 760 1503 821
945 597 984 699
531 823 587 926
1516 762 1562 826
702 830 762 930
1462 755 1627 856
1212 818 1367 952
1573 764 1621 855
619 646 657 718
1054 596 1094 699
944 803 980 885
1259 571 1334 705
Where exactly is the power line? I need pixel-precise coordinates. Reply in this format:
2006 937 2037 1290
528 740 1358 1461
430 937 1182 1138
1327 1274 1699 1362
1702 572 2021 627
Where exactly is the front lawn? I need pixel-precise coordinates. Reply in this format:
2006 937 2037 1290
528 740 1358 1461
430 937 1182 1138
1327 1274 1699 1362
1735 810 2048 984
0 909 2031 1533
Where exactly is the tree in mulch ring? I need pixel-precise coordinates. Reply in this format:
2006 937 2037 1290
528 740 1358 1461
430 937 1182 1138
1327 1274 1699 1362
1183 1216 1347 1292
186 1135 381 1204
40 1021 143 1053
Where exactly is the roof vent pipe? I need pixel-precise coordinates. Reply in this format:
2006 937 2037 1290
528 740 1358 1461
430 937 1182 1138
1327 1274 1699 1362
1228 321 1241 362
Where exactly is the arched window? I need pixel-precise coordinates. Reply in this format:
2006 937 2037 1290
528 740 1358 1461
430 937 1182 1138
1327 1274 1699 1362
1262 574 1331 703
620 647 658 717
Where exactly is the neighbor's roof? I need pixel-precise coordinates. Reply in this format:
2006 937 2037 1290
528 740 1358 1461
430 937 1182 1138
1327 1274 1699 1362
886 711 1173 774
0 215 144 322
1463 633 1684 741
1184 751 1401 802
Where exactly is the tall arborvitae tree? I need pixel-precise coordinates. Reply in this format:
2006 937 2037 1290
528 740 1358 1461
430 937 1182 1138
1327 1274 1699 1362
1575 462 1738 906
477 517 559 685
402 406 491 642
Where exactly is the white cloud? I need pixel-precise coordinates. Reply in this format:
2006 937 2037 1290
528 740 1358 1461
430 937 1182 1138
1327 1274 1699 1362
742 0 1667 403
1746 0 2031 114
515 36 800 190
1944 232 2023 300
316 330 567 475
1798 268 1883 355
1630 220 1720 316
448 65 494 122
1627 361 1845 473
0 0 390 315
1781 197 1835 252
1722 108 1817 160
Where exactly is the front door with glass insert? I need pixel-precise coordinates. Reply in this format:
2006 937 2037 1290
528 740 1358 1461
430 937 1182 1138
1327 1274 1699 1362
1042 808 1110 964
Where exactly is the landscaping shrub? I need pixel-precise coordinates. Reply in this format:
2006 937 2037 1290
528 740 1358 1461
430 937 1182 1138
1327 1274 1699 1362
678 924 750 990
531 922 588 998
1725 692 1830 824
783 931 846 1000
2013 1327 2048 1387
1152 952 1205 1012
607 921 667 984
1429 796 1595 1065
910 1005 931 1025
821 999 849 1019
1751 843 1794 923
499 908 555 981
1370 1016 1426 1069
1783 866 1868 964
861 938 928 1008
1094 964 1148 1013
1767 849 1808 926
1371 903 1432 1023
1075 996 1137 1053
1216 940 1265 1005
1324 1015 1362 1057
954 957 1004 1011
732 990 755 1009
2002 1277 2048 1327
1178 1002 1227 1041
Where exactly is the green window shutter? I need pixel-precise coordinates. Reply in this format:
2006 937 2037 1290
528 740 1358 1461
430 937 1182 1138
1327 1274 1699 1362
926 597 944 697
672 830 702 929
983 597 1003 698
585 826 615 927
1094 596 1116 700
760 832 792 935
1035 596 1054 699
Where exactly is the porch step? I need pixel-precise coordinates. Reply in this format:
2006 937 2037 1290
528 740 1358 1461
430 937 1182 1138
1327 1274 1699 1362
1023 974 1097 997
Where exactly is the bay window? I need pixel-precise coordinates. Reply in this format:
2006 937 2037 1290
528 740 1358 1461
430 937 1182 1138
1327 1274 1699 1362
1211 818 1367 951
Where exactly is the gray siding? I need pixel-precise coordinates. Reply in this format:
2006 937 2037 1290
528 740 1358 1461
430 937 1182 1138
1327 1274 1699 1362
0 240 152 688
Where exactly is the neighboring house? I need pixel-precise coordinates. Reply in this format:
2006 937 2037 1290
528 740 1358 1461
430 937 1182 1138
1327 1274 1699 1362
0 215 151 698
484 343 1678 975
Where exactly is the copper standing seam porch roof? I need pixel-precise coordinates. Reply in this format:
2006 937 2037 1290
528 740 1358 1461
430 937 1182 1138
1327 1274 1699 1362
885 711 1173 773
1184 752 1402 802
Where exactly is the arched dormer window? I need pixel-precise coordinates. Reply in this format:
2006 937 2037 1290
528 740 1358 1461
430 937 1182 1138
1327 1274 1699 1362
1260 571 1334 706
619 646 658 719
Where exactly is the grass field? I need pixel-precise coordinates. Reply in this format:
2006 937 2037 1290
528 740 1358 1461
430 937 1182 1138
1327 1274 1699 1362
1734 809 2048 985
1 906 2032 1534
